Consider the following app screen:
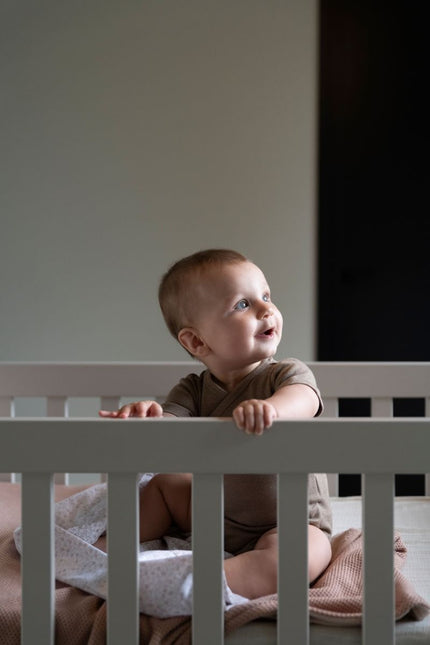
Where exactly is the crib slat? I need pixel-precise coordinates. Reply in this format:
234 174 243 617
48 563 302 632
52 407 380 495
371 397 393 417
101 396 121 412
107 473 139 645
99 399 121 483
46 396 68 417
0 395 14 416
46 397 69 484
21 473 54 645
277 473 309 645
362 473 394 645
192 473 224 645
0 397 15 481
322 397 338 417
321 398 339 496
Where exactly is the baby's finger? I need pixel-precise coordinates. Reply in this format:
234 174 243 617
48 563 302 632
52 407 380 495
263 405 275 429
253 404 266 435
147 402 163 417
243 403 256 434
233 407 245 430
117 403 134 419
98 409 120 418
128 401 149 417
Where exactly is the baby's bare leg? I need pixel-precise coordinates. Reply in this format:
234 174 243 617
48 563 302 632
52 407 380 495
223 528 278 599
223 525 332 599
307 524 332 583
139 473 192 542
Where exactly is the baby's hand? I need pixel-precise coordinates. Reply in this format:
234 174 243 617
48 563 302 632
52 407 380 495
232 399 277 435
99 400 163 419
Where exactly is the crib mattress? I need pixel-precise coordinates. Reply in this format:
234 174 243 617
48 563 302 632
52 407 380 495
226 496 430 645
0 484 429 644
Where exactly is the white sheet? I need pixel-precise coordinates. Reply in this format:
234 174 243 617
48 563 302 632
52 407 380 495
13 477 247 618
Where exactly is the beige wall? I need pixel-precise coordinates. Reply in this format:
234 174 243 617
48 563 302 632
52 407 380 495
0 1 318 362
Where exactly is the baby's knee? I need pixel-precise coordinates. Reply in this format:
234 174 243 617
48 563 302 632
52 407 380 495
143 473 165 497
308 525 332 582
147 473 192 501
255 527 278 551
149 473 192 493
254 531 279 593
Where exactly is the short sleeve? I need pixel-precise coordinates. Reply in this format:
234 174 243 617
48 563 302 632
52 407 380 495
272 358 323 416
161 372 202 417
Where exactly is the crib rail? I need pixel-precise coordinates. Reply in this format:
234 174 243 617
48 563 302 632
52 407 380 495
1 417 430 645
1 360 429 398
1 361 429 492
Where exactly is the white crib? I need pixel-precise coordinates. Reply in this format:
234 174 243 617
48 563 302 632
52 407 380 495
0 361 429 645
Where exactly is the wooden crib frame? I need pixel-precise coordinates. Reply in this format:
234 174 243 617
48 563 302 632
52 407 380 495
0 361 429 645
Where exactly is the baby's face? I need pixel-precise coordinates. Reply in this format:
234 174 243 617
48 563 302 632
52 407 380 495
191 261 283 371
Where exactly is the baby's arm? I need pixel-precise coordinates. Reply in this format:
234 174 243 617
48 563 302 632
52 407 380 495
99 401 174 419
267 383 320 419
233 384 319 435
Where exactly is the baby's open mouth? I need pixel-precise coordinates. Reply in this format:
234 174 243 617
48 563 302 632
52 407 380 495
260 328 275 336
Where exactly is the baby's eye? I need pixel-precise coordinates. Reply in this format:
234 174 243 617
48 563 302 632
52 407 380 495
234 299 249 311
263 294 271 302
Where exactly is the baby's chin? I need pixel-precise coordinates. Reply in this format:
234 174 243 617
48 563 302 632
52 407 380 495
259 345 280 361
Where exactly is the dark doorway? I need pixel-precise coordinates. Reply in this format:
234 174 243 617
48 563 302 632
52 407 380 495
317 1 429 495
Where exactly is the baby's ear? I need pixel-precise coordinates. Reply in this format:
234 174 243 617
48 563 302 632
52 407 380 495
177 328 209 358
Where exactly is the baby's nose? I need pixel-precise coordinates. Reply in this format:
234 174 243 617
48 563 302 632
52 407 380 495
260 303 274 318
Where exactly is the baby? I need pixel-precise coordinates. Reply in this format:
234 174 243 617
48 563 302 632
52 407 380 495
99 249 332 599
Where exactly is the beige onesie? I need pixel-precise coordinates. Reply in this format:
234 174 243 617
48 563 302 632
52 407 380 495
162 357 332 554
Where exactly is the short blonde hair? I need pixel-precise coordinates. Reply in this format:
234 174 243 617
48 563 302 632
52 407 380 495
158 249 248 340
